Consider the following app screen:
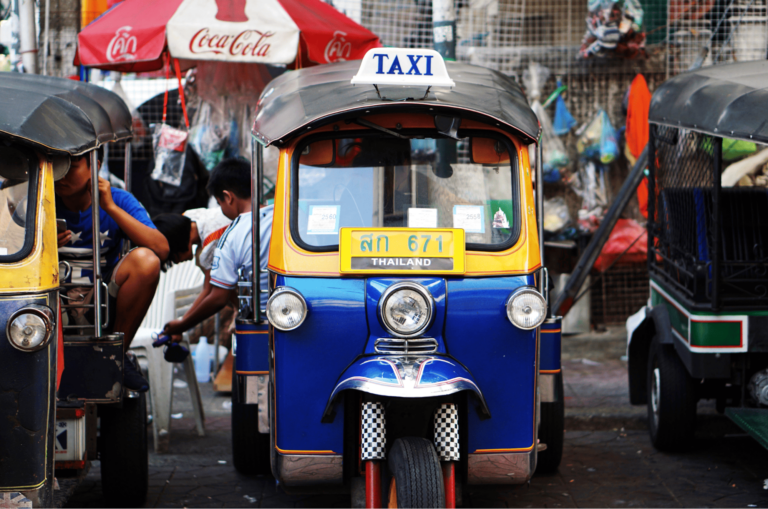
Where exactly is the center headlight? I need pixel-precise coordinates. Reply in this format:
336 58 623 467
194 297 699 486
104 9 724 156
506 288 547 330
7 305 54 352
266 287 307 331
379 282 434 338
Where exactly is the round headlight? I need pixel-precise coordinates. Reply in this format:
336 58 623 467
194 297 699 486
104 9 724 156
7 305 54 352
506 288 547 330
379 282 434 338
266 287 307 331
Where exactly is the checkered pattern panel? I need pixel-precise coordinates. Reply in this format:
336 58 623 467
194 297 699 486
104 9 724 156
361 401 386 460
434 403 460 461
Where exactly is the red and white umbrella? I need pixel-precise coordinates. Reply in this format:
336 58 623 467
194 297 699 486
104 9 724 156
77 0 381 72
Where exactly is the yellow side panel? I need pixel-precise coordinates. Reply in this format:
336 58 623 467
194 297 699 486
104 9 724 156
0 164 59 293
267 133 541 277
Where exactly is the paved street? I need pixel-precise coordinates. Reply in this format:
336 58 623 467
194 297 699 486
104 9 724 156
65 346 768 508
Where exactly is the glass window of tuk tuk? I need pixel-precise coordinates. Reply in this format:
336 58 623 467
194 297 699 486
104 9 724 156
0 143 40 262
290 130 520 252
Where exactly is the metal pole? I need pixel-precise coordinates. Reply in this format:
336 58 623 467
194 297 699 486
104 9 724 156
647 128 656 277
712 138 722 311
432 0 456 60
251 138 262 322
91 150 102 337
42 0 50 75
18 0 37 73
124 141 132 193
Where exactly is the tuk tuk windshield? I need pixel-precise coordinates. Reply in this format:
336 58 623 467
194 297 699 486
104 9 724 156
294 134 517 250
0 145 37 259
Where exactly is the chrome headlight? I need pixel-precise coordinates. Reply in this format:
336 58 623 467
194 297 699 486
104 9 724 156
7 305 54 352
266 287 307 331
506 288 547 330
379 282 434 338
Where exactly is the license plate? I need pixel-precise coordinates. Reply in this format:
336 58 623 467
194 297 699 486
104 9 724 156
339 228 465 274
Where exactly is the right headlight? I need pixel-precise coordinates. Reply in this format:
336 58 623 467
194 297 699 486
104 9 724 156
266 287 308 331
506 288 547 330
7 305 54 352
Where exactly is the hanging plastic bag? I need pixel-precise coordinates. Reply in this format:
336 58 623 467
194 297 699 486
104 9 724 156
533 101 569 172
543 197 571 233
151 55 191 187
553 94 577 135
599 111 619 163
576 109 618 163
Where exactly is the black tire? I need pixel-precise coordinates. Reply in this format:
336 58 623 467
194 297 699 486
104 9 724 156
232 371 270 475
537 374 564 473
647 338 697 451
100 393 149 508
388 437 445 508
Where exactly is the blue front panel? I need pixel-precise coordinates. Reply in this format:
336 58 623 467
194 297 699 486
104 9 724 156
539 320 562 372
235 321 269 373
273 276 367 453
364 277 446 354
445 275 537 452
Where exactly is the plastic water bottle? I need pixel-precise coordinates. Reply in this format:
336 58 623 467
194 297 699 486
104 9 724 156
194 337 211 383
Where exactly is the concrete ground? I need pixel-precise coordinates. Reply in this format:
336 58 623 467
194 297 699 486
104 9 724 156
65 329 768 508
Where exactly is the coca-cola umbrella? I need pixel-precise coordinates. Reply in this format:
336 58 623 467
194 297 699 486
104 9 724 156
76 0 381 72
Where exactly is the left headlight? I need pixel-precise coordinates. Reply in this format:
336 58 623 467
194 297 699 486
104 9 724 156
7 305 54 352
266 287 308 331
506 288 547 330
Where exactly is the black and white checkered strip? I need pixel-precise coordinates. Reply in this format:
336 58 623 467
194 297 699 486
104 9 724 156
361 401 387 460
434 403 460 461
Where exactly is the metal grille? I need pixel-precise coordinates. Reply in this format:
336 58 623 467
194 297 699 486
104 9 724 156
650 125 768 308
374 337 438 355
590 263 649 325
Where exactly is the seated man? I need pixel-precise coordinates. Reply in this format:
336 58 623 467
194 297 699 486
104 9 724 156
56 149 169 392
162 158 272 338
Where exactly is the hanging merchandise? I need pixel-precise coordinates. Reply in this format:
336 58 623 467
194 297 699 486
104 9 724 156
577 109 618 164
625 74 651 217
580 0 646 59
189 100 240 172
534 101 570 177
151 56 191 187
553 83 577 136
522 62 551 103
569 161 608 233
543 197 571 233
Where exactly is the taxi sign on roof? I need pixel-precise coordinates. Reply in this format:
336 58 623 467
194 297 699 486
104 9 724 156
351 48 455 88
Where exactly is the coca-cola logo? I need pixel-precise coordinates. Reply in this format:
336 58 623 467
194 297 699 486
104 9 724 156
189 28 273 58
324 31 352 63
106 26 137 62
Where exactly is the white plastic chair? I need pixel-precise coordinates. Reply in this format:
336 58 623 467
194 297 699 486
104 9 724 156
131 260 206 453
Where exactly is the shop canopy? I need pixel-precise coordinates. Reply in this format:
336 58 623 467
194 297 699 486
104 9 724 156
0 73 132 155
77 0 381 72
649 60 768 144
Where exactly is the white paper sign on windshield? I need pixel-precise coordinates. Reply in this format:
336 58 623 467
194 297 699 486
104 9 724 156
307 205 340 235
453 205 485 233
408 208 438 228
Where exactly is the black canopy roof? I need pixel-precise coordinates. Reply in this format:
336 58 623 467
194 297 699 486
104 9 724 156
252 60 540 146
0 73 132 155
649 60 768 144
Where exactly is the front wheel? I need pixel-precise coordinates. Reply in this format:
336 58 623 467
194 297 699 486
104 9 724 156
100 393 149 508
647 338 697 451
387 437 445 508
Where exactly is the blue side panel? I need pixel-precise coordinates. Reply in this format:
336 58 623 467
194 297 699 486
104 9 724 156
364 278 446 354
540 320 562 372
274 276 367 453
235 321 269 373
445 275 537 452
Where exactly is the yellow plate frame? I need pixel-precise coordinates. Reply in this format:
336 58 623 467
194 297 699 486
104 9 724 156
339 227 466 275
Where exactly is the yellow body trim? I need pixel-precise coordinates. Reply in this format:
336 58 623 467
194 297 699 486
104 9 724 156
266 118 541 277
275 446 338 455
472 445 535 454
0 163 59 293
236 370 269 375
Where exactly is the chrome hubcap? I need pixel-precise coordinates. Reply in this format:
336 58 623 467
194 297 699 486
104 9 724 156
651 367 661 427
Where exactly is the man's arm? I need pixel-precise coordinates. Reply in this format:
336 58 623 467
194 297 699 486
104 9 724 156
96 178 170 260
163 285 231 335
184 269 213 321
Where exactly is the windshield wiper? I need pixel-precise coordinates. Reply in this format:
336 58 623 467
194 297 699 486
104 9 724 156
353 118 411 139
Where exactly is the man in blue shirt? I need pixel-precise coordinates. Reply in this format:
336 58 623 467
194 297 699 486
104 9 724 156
56 149 169 392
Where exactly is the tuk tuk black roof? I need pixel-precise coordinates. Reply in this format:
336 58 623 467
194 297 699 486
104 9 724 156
252 60 541 146
649 60 768 144
0 73 133 155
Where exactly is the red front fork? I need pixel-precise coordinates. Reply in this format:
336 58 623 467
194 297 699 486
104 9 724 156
365 460 381 508
442 462 456 508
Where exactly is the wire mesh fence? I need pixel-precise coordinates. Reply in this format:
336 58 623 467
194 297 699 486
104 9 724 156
590 263 649 325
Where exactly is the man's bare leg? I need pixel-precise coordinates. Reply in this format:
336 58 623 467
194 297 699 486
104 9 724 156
113 247 161 351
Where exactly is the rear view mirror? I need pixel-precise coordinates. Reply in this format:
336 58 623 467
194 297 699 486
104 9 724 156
470 137 510 165
300 139 335 166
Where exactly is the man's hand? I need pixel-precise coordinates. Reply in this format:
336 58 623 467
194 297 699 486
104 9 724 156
57 230 72 247
88 177 117 213
163 319 185 336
